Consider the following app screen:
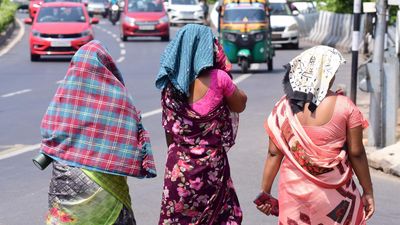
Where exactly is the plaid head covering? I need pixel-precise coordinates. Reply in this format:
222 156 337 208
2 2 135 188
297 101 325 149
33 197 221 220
283 45 346 113
40 40 156 178
155 24 228 96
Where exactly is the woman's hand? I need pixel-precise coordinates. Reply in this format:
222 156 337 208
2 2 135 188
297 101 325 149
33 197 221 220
257 203 273 216
362 192 375 220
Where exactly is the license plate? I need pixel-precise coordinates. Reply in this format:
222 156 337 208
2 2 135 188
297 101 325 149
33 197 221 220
51 40 71 47
272 34 281 39
139 25 155 31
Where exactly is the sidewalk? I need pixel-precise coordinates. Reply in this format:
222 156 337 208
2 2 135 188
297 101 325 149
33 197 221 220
350 53 400 178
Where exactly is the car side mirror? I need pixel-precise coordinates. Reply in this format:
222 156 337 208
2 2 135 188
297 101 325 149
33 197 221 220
292 10 299 16
24 17 33 25
91 17 99 24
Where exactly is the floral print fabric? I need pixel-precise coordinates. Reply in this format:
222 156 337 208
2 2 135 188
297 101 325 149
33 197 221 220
158 84 242 225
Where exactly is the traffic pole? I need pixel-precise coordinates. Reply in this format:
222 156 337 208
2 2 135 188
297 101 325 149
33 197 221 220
368 0 387 147
351 0 362 103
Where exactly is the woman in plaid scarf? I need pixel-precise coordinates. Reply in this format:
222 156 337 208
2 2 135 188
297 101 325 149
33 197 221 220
39 40 156 225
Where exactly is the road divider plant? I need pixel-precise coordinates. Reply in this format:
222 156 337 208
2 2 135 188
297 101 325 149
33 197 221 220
0 0 18 33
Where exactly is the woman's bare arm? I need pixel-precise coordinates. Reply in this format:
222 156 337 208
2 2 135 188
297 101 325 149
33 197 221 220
257 139 284 215
347 126 375 220
261 139 284 193
225 87 247 113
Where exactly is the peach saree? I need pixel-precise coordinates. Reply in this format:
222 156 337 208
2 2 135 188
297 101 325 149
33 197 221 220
265 96 367 225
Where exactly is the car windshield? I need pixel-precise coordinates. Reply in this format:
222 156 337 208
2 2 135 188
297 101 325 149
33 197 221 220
37 6 86 23
171 0 197 5
270 3 292 15
223 8 266 23
127 0 163 12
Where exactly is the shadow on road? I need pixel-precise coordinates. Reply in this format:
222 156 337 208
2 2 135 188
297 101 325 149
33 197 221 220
32 56 72 63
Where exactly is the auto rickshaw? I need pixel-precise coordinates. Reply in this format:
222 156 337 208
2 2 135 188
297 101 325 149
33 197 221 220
217 0 274 73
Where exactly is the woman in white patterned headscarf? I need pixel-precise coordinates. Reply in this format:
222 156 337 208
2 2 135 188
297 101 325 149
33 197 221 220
256 46 375 224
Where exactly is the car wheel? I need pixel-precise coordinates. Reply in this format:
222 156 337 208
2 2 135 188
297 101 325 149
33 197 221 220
102 12 108 18
31 53 40 62
161 35 169 42
267 58 273 71
240 60 249 73
120 34 127 42
291 41 299 49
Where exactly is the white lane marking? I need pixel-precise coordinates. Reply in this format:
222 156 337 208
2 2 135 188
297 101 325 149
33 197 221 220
93 26 125 63
0 18 25 57
1 89 32 98
116 56 125 63
142 108 163 118
0 68 255 160
0 144 41 160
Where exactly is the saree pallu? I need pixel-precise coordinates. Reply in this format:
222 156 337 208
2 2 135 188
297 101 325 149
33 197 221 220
158 84 242 225
47 162 136 225
266 97 365 225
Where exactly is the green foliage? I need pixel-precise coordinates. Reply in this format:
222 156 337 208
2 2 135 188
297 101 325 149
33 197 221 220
316 0 398 25
316 0 354 13
0 0 18 33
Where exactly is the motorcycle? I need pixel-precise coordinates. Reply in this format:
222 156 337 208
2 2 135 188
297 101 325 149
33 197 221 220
109 3 120 25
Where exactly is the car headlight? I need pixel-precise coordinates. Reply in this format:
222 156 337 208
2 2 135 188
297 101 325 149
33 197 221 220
254 32 264 42
32 30 40 37
286 23 298 31
223 32 236 42
33 3 40 7
81 29 92 37
124 16 135 25
111 4 119 11
159 15 169 24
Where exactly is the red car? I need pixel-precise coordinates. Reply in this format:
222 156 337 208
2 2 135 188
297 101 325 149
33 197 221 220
28 0 43 18
24 2 99 61
120 0 169 42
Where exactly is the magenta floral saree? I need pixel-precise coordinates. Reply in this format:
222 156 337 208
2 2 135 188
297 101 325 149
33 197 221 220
158 84 242 225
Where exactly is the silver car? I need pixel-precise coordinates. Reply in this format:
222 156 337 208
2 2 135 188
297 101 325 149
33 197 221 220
165 0 205 25
86 0 109 17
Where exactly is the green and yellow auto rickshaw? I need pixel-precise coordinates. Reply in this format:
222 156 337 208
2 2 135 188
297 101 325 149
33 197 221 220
218 0 274 73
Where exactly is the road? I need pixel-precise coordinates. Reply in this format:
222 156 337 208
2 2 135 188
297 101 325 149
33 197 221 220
0 13 399 225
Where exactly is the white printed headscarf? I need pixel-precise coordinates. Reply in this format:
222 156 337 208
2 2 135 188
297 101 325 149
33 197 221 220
283 45 346 113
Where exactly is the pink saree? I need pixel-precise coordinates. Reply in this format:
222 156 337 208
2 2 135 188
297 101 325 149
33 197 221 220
265 96 367 225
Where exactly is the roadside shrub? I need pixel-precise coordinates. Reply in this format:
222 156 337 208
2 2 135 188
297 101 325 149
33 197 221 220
0 0 18 33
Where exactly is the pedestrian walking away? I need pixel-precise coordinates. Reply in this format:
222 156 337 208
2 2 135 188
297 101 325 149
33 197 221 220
257 46 375 224
155 24 247 225
38 40 157 225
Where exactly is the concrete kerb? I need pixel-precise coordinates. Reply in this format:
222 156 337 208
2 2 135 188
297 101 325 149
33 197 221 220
0 17 25 57
0 19 16 47
366 143 400 178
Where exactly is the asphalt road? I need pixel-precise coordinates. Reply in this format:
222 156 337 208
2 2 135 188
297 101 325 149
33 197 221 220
0 13 399 225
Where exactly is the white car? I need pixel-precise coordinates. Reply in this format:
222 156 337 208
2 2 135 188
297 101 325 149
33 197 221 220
164 0 205 25
269 0 299 49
